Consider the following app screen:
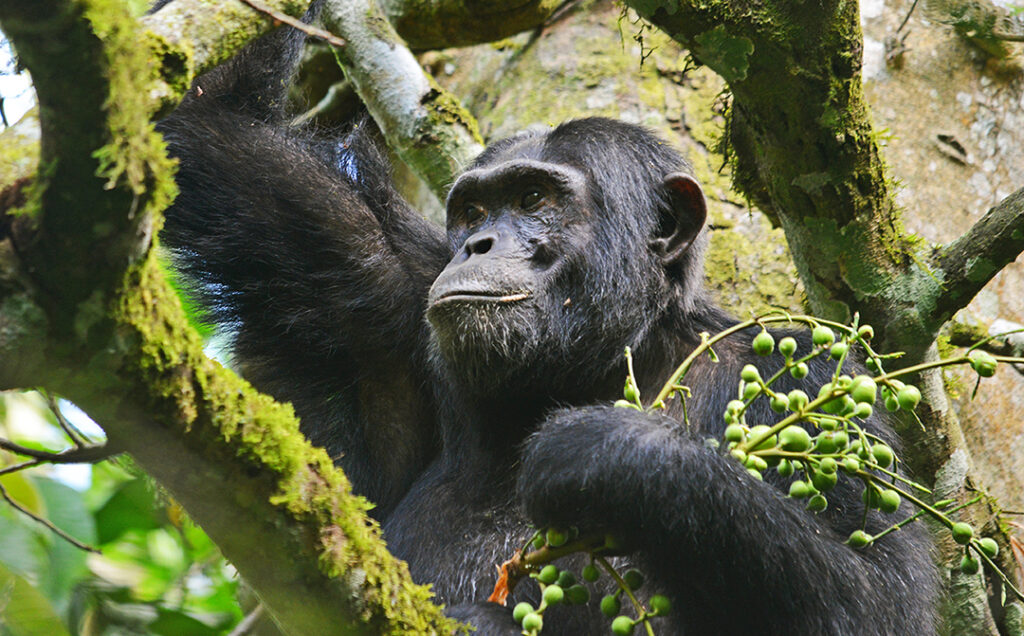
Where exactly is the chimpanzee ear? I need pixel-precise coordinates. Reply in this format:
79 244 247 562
649 173 707 266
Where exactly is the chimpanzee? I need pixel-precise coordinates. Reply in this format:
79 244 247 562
154 7 937 634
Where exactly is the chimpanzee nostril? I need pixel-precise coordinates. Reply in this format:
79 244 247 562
466 235 494 255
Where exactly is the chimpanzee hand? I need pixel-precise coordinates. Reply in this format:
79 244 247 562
516 405 689 541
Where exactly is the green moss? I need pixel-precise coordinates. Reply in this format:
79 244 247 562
705 224 805 314
692 25 755 83
143 30 195 96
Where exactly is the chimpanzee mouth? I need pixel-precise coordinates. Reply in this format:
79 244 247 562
430 290 531 306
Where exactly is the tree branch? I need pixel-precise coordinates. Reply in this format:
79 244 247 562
0 438 112 463
0 481 99 553
377 0 560 50
322 0 483 204
929 187 1024 334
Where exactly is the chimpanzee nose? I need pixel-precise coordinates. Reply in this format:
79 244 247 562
465 231 495 256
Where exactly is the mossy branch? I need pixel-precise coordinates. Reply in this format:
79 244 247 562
929 187 1024 336
376 0 560 50
321 0 484 205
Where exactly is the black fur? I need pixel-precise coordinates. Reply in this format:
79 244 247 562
155 12 937 634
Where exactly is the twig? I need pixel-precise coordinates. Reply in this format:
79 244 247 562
44 392 88 448
236 0 346 48
0 481 98 552
228 604 265 636
0 437 113 463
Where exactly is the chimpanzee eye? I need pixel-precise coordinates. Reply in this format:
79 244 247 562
464 204 486 227
520 189 542 209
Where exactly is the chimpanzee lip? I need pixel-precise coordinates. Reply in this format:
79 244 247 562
431 290 531 306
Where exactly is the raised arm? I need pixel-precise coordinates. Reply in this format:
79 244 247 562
155 7 449 516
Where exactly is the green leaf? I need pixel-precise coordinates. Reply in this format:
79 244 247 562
34 478 96 607
95 479 166 545
0 561 71 636
149 607 224 636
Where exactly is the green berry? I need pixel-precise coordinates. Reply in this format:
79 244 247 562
814 433 839 454
745 454 768 472
858 325 874 340
777 459 795 477
897 385 921 411
960 555 980 575
819 457 838 474
789 481 811 499
843 457 861 474
565 584 590 605
546 527 569 547
543 584 564 606
812 325 835 346
807 494 828 512
557 570 576 588
623 569 645 591
743 382 761 400
850 376 877 404
650 594 672 616
611 615 635 636
790 362 809 379
779 337 798 357
600 594 621 618
770 395 789 413
952 522 974 545
968 350 998 377
979 537 999 558
866 357 880 372
779 426 812 452
730 448 747 463
854 402 873 419
747 468 763 480
832 430 849 449
787 389 809 410
741 364 760 383
538 564 559 585
724 424 745 443
884 394 900 412
747 425 777 451
512 602 534 623
522 612 543 632
863 486 881 509
847 530 873 547
726 399 745 415
752 331 775 356
531 535 546 550
582 563 600 582
871 444 895 468
879 489 901 514
830 342 849 359
811 470 838 492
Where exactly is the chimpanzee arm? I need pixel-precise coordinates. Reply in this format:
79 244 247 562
156 15 449 516
518 406 936 635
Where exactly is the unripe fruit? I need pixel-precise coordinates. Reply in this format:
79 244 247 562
650 594 672 616
830 342 849 359
847 530 873 547
522 612 542 632
726 400 745 416
770 395 789 413
623 380 639 403
790 362 809 379
600 594 621 618
960 555 980 575
854 402 873 419
811 470 838 492
779 337 798 357
512 602 533 623
884 394 900 412
546 527 568 547
565 584 590 605
582 563 600 582
788 389 809 410
779 426 812 452
543 584 564 606
819 457 838 474
557 570 576 588
611 615 635 636
858 324 874 340
843 457 861 474
777 459 795 477
850 376 877 404
623 569 644 591
741 364 760 383
879 489 901 514
752 331 775 356
979 537 999 558
897 385 921 411
743 382 761 400
968 350 998 377
724 424 745 443
538 565 559 585
807 494 828 512
952 522 974 545
748 425 777 451
871 444 895 468
814 433 839 454
812 325 835 346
